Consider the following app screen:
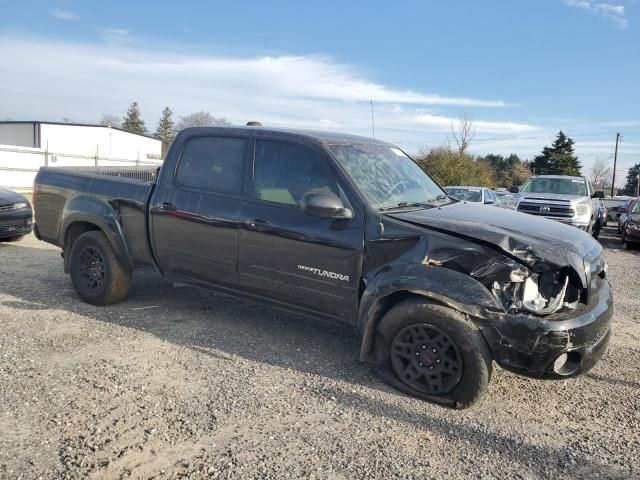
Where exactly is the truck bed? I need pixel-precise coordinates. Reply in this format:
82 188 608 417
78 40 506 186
34 167 157 268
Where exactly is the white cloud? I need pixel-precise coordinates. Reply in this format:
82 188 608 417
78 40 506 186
98 28 131 44
562 0 628 28
0 36 534 144
50 8 80 21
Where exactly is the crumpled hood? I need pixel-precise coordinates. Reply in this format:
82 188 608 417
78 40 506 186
0 188 28 207
387 202 600 279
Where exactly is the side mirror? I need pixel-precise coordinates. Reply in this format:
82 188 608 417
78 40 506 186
593 191 605 199
509 186 519 194
484 198 495 205
301 191 353 219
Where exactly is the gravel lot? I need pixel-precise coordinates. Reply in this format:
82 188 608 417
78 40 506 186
1 226 638 479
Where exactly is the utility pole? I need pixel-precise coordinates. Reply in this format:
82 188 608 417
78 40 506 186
611 132 621 197
636 173 640 197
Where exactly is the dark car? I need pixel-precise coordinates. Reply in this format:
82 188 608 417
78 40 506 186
617 198 637 234
621 200 640 249
0 188 33 242
33 125 613 409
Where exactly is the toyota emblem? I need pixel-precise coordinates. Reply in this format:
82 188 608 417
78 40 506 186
539 206 550 213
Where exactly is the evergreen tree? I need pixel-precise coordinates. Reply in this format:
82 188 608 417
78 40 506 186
620 163 640 196
532 131 581 176
121 102 147 135
154 107 176 159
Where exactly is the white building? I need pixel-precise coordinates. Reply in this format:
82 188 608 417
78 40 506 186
0 121 162 189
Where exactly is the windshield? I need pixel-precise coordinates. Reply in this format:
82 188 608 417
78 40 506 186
445 188 482 202
521 177 587 196
632 200 640 214
328 143 445 210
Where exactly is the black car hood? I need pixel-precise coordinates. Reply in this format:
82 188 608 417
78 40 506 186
0 188 27 207
387 202 600 277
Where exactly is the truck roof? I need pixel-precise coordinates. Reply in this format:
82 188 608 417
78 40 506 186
180 125 391 147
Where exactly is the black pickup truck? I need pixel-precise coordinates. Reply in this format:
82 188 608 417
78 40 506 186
33 125 613 408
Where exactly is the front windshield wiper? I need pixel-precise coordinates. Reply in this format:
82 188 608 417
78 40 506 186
379 198 445 211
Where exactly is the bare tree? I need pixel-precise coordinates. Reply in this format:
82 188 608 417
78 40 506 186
590 157 613 190
451 113 476 154
99 114 122 128
177 111 231 131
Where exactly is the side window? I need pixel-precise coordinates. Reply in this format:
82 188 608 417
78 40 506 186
254 140 339 206
175 136 246 195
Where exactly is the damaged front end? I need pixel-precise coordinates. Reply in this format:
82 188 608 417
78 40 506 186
489 267 582 316
361 207 613 379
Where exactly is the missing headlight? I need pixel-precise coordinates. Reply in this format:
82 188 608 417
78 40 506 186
522 275 568 314
492 268 582 316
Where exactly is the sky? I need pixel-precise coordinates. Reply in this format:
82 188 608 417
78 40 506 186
1 0 639 183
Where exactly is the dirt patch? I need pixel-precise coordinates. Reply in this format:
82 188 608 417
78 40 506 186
1 229 638 479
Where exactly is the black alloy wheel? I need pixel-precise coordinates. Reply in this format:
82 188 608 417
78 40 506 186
390 323 463 395
78 246 106 291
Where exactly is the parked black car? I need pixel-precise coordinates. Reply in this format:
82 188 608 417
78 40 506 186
621 200 640 249
617 198 637 234
33 126 613 408
0 188 32 242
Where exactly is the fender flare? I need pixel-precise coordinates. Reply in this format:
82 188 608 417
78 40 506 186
357 263 502 362
61 196 133 271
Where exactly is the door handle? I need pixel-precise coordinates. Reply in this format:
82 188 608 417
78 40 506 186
245 218 271 228
156 202 176 211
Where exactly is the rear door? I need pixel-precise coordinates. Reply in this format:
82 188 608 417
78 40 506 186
149 134 249 286
238 138 364 321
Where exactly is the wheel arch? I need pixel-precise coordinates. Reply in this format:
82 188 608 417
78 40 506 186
357 265 502 363
62 215 132 273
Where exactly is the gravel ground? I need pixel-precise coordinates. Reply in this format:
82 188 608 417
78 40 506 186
0 226 638 479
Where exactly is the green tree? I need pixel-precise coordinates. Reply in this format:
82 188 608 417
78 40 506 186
477 153 529 187
154 107 176 159
416 145 496 188
121 102 148 135
620 163 640 196
532 131 581 175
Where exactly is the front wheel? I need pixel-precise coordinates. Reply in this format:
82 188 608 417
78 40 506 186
69 231 131 305
375 300 492 409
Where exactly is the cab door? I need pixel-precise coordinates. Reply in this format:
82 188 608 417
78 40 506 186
238 139 364 322
149 134 249 287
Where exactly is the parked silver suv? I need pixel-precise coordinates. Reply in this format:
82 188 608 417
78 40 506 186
511 175 604 237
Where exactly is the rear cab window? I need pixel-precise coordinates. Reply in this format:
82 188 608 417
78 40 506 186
175 136 247 195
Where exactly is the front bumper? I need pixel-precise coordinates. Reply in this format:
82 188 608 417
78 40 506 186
479 279 613 379
0 210 33 238
624 225 640 243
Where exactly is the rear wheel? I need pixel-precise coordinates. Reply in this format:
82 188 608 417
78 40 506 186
375 300 492 409
69 231 131 305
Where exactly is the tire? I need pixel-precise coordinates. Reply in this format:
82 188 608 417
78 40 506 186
375 299 492 409
0 235 25 242
592 221 601 240
69 231 131 305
